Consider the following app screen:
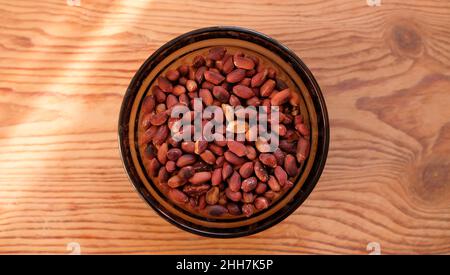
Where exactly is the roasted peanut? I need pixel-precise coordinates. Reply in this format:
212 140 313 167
246 146 257 160
178 64 189 76
168 175 187 188
254 160 269 182
189 171 212 184
192 55 206 68
251 69 267 88
229 95 241 107
167 148 182 161
157 143 168 164
166 94 179 109
259 153 277 168
260 79 276 97
215 156 225 167
183 183 210 196
158 76 173 93
147 158 160 177
296 137 310 162
198 89 213 106
165 161 176 173
232 85 255 99
267 175 281 192
271 88 291 106
186 79 198 92
254 197 269 210
206 205 228 216
222 56 235 74
296 123 310 137
168 188 188 203
227 141 247 157
239 162 254 178
273 148 286 166
158 167 170 184
284 154 298 177
222 161 234 180
226 69 246 83
242 203 255 217
141 113 152 130
180 141 195 153
234 56 255 70
178 166 195 179
274 166 288 186
208 47 226 61
228 171 242 192
166 69 180 81
172 85 186 96
142 96 156 114
224 151 246 166
225 188 242 202
194 140 208 155
226 202 241 215
242 192 255 203
264 190 280 201
152 86 166 103
241 177 258 192
200 150 216 165
209 143 224 156
204 70 225 85
212 86 230 103
176 154 196 167
211 168 222 186
144 143 157 159
195 66 207 83
206 186 220 205
255 182 268 194
153 125 169 145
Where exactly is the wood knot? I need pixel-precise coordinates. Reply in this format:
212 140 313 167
389 23 424 58
411 156 450 204
11 35 34 48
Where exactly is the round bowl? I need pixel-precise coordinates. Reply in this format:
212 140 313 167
118 26 329 238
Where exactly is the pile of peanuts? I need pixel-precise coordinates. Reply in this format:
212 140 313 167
139 47 310 217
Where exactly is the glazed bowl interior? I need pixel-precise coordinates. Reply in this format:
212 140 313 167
118 27 329 238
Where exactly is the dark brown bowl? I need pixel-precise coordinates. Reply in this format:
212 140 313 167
118 26 329 238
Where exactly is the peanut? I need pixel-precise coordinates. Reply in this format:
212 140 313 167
241 177 258 192
168 188 188 203
158 76 173 93
176 154 196 167
227 141 247 157
206 186 220 205
226 69 246 83
232 85 255 99
239 162 254 179
234 56 255 70
189 171 212 185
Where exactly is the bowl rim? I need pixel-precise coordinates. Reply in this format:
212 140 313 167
118 26 330 238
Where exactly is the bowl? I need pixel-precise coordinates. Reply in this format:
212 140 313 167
118 26 329 238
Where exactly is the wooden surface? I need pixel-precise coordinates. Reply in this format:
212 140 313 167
0 0 449 255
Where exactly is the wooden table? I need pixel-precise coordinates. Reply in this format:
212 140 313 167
0 0 449 254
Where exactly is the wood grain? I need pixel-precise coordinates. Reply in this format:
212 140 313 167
0 0 449 254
